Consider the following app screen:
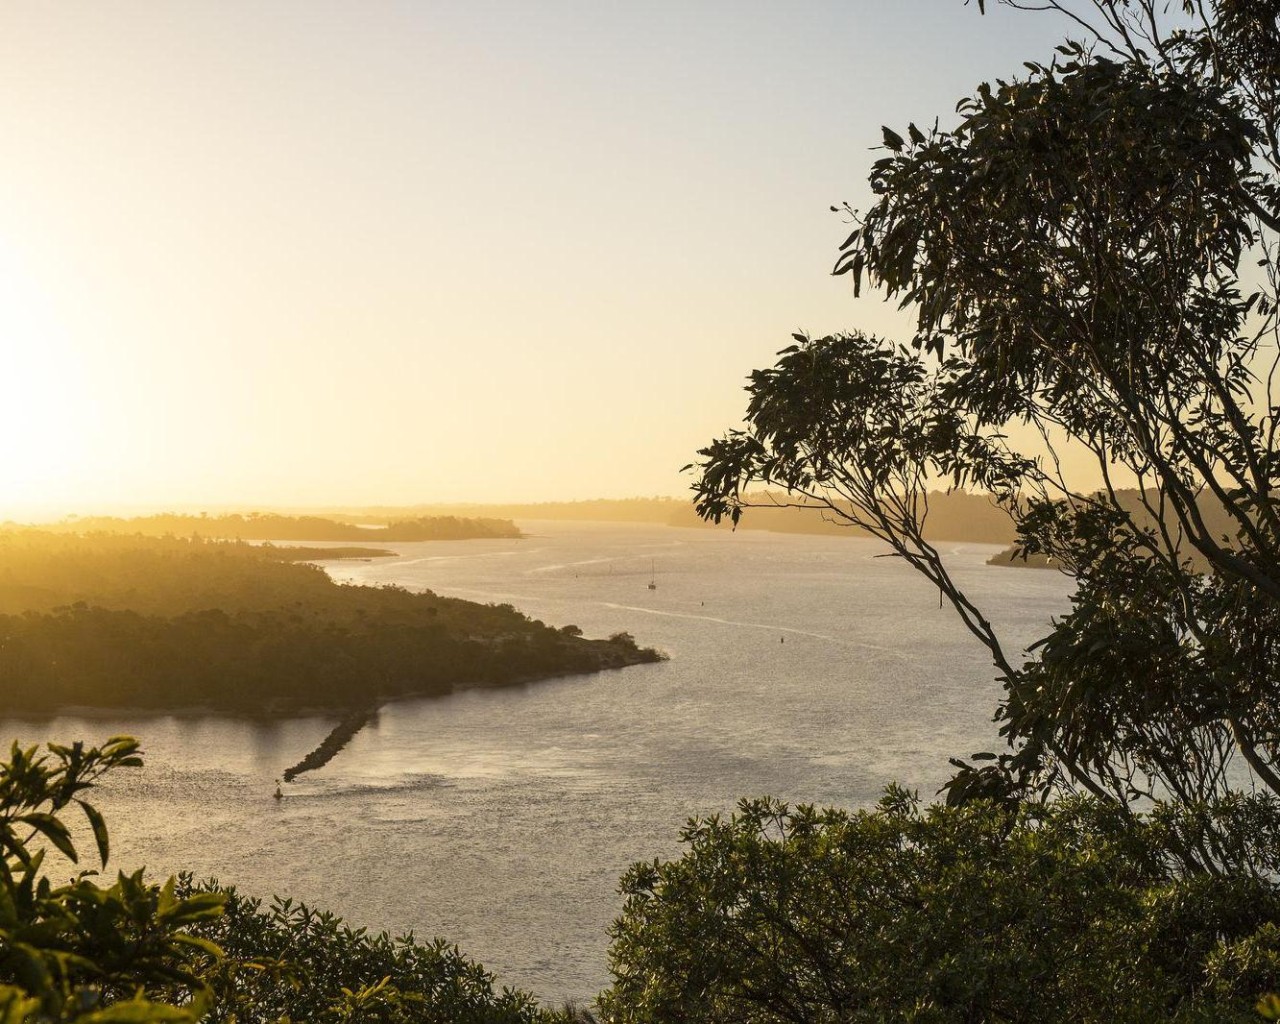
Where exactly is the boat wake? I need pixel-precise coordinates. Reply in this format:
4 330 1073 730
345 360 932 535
297 773 455 799
351 583 918 661
390 548 537 570
599 602 916 660
524 556 620 574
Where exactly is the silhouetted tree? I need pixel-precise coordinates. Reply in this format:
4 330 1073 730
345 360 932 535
693 1 1280 868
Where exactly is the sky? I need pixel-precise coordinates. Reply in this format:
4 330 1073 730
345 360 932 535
0 1 1080 518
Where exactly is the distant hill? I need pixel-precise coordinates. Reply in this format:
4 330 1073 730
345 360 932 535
306 499 688 525
20 512 521 543
33 494 1021 546
664 490 1017 544
986 489 1238 570
301 492 1019 544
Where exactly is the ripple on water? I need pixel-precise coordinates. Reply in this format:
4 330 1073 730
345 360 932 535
0 521 1073 1004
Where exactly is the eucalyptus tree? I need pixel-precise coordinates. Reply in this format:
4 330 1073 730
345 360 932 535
692 0 1280 867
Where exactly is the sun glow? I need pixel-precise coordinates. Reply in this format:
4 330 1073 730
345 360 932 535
0 244 103 518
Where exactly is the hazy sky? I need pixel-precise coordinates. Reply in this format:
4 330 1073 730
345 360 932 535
0 2 1076 517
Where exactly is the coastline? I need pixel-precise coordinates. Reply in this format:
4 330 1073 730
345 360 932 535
0 642 664 729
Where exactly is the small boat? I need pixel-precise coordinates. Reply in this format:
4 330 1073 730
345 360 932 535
647 559 657 591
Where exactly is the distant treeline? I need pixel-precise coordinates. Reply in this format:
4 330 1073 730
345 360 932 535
666 490 1017 544
986 489 1237 570
30 493 1021 544
307 498 690 525
302 491 1019 543
21 513 522 543
0 531 658 714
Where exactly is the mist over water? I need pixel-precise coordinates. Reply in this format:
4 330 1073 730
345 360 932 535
0 520 1073 1003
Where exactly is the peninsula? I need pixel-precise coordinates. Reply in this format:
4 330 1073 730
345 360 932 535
0 531 660 717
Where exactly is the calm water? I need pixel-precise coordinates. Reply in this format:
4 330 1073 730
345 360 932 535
0 520 1073 1003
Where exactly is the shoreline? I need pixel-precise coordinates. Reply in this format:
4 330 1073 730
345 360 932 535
277 649 665 780
0 646 665 729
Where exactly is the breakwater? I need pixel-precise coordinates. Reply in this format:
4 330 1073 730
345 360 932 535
283 704 380 781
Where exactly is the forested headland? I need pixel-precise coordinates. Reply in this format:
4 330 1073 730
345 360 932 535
22 511 522 542
0 531 659 714
307 498 690 526
323 491 1019 543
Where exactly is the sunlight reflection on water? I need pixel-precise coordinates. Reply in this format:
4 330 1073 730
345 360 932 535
0 520 1073 1003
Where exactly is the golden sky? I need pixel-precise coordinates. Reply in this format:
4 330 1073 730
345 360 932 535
0 2 1072 518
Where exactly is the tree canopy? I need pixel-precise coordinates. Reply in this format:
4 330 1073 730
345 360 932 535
692 0 1280 868
603 791 1280 1023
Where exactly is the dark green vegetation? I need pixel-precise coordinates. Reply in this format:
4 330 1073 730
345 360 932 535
604 793 1280 1024
8 744 1280 1024
664 1 1280 1020
261 545 396 561
29 512 521 543
183 876 556 1023
0 531 658 714
0 738 573 1023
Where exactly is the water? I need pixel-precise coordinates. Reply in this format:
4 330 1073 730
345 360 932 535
0 520 1073 1003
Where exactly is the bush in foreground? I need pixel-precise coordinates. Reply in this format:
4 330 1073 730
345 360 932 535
0 738 565 1023
0 737 223 1022
11 738 1280 1022
181 880 553 1024
600 790 1280 1024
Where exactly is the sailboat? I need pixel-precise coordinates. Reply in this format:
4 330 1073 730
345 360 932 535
647 559 657 590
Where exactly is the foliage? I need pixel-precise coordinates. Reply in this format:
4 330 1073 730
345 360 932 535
0 532 659 714
178 879 559 1024
691 0 1280 863
0 737 225 1023
600 791 1280 1024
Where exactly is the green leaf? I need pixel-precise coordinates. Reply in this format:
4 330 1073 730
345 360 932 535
76 800 110 867
158 891 226 926
0 986 40 1024
18 813 76 863
79 1000 197 1023
171 933 223 958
